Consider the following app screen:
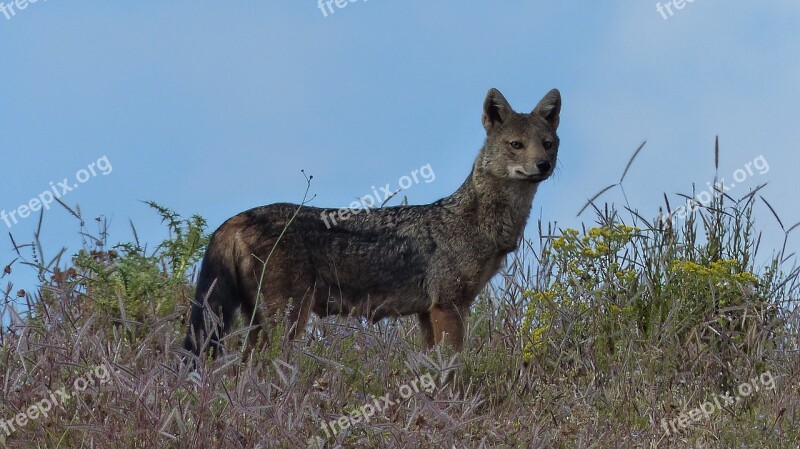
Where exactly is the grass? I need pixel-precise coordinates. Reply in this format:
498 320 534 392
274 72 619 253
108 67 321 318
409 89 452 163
0 143 798 448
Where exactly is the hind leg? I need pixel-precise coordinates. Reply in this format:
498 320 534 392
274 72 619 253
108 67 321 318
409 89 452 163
287 286 316 341
430 304 469 351
249 244 317 347
239 294 265 354
261 285 315 344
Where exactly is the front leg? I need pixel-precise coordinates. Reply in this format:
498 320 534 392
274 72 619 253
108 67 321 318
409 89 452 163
417 311 436 348
430 304 468 351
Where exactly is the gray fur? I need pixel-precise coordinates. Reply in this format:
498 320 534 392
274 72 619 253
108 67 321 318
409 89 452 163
184 87 561 355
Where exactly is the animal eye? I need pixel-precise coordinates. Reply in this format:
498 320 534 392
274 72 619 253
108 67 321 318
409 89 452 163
509 141 524 150
543 141 553 150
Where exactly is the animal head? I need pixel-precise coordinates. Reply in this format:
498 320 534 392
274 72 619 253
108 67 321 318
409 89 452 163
479 88 561 184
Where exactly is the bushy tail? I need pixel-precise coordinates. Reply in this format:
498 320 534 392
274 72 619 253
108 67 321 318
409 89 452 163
183 235 241 358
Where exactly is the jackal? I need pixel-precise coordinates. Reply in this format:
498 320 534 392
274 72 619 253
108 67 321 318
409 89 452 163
184 87 561 356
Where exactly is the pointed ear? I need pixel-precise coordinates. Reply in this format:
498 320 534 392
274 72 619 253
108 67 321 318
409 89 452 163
482 88 513 132
532 88 561 130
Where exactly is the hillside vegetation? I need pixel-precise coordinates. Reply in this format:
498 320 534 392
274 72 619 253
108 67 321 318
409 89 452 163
1 152 798 448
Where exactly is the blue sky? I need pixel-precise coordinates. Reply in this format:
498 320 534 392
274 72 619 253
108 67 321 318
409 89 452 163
1 1 799 310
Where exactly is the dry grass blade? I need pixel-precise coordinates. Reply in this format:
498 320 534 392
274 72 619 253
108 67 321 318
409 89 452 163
619 140 647 184
130 219 141 247
662 193 672 215
622 206 653 229
8 232 23 256
738 182 768 205
759 195 784 231
55 196 83 226
577 183 617 217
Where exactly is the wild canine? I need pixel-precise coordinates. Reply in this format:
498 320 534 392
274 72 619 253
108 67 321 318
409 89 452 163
183 87 561 357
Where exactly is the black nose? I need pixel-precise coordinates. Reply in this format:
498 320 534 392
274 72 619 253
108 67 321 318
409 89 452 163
536 160 552 173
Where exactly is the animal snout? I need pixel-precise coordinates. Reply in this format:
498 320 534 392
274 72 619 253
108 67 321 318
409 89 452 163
536 160 552 173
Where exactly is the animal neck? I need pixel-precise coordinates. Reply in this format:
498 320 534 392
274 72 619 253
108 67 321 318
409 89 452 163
445 157 538 253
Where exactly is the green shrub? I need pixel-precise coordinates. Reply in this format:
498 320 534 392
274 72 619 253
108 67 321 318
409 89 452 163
67 202 208 324
520 189 776 379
